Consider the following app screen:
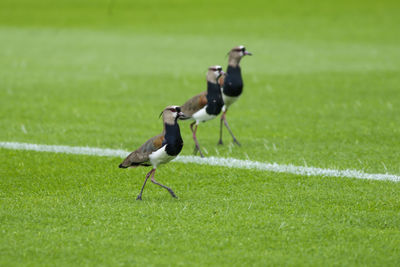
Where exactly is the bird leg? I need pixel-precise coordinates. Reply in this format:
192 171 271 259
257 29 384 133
150 170 177 198
190 122 198 154
190 122 205 157
190 122 197 153
218 111 225 145
222 110 241 146
136 168 155 200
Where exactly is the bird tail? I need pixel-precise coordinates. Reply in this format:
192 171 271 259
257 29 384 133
118 163 128 168
119 154 139 168
119 161 141 168
119 151 148 168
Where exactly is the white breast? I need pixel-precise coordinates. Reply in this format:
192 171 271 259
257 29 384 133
192 106 216 124
149 145 176 168
222 94 239 111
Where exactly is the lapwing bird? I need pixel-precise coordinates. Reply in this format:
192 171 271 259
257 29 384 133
119 106 185 200
180 66 225 158
218 45 252 146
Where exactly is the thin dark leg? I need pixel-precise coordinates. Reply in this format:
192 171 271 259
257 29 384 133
218 111 225 145
223 111 241 146
136 168 155 200
190 122 204 157
150 170 177 198
190 122 199 154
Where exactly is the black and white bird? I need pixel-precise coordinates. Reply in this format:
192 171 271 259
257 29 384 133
119 106 185 200
180 66 225 157
218 45 252 146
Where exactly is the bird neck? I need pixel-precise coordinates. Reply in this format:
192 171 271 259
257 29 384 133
206 72 218 83
163 121 180 134
228 56 241 68
162 114 177 127
206 81 224 115
223 65 243 97
207 81 220 94
163 118 178 131
163 121 183 156
227 65 241 75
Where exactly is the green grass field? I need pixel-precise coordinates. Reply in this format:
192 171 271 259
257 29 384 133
1 0 400 266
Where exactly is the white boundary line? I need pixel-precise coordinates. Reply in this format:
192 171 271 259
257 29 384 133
1 141 399 182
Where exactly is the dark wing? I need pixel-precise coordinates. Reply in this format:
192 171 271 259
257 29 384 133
180 91 207 118
119 134 164 168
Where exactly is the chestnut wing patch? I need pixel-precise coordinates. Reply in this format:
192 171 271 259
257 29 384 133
198 93 207 108
218 75 225 87
152 135 165 150
181 92 207 117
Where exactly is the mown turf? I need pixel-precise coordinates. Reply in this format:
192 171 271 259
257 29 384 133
1 149 400 266
1 0 400 266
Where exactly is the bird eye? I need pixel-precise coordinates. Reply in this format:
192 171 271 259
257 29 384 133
175 107 181 112
169 108 176 112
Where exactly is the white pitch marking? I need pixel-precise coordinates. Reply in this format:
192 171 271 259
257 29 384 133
0 141 127 158
1 141 399 182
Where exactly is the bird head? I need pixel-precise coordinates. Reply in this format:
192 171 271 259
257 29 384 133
160 105 186 123
228 45 252 65
207 65 225 83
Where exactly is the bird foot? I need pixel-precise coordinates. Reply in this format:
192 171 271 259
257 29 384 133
217 140 223 145
233 139 241 146
136 195 142 201
167 189 178 198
